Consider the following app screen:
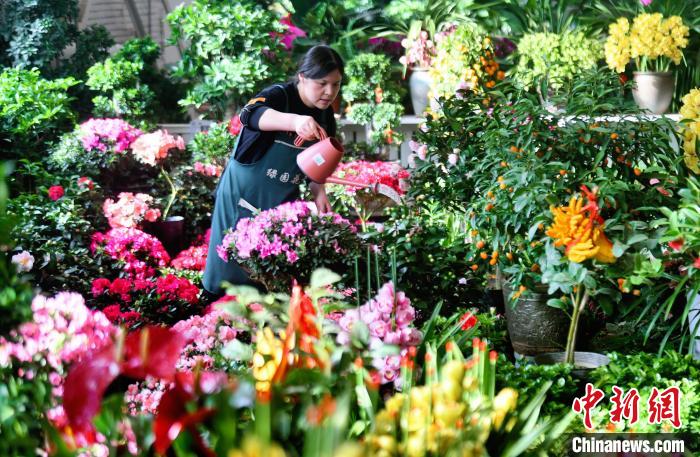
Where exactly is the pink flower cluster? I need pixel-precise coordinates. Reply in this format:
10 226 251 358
0 292 116 371
79 118 142 153
219 201 355 263
400 30 436 69
130 129 185 166
194 161 223 177
0 293 118 455
125 309 237 414
91 228 171 279
171 230 210 271
331 161 410 196
336 282 422 388
276 14 307 50
103 192 161 228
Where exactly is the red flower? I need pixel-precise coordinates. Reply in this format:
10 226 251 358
694 258 700 269
228 115 242 136
91 278 111 297
154 372 225 456
109 278 132 296
48 185 64 201
656 186 671 197
77 177 94 190
460 312 477 331
669 238 685 251
63 326 187 439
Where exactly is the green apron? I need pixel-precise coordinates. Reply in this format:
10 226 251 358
203 85 323 296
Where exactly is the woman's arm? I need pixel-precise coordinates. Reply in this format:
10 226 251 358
258 109 326 141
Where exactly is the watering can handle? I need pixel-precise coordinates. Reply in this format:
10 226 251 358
294 129 328 147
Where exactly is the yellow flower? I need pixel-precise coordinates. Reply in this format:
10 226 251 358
604 14 688 72
252 327 294 394
546 189 616 264
228 436 287 457
681 88 700 174
492 388 518 429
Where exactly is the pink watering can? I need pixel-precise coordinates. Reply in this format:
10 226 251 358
295 132 402 204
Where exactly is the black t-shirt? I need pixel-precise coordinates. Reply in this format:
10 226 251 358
235 82 337 164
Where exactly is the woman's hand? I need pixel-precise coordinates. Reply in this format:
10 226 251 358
294 115 327 142
310 182 332 213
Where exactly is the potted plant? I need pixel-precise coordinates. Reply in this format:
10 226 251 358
428 23 504 105
604 13 690 114
539 185 616 367
513 30 602 112
129 128 187 255
219 201 364 292
399 27 436 115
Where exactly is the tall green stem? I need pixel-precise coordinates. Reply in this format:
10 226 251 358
160 166 177 220
565 285 589 365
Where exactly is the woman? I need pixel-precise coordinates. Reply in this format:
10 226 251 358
203 45 344 298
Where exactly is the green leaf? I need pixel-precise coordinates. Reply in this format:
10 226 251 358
612 240 629 257
220 339 253 362
310 268 341 289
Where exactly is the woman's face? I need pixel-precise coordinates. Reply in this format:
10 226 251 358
298 69 342 109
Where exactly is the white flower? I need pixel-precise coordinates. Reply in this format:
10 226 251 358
458 277 467 285
11 251 34 272
448 153 458 166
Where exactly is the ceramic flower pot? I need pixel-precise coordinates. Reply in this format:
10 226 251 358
502 282 569 356
409 68 432 116
632 71 675 114
144 216 185 257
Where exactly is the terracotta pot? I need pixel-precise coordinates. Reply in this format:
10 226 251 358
632 71 675 114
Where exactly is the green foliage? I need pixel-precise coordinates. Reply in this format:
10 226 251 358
85 37 187 126
87 59 155 126
585 351 700 439
0 68 77 162
286 1 372 62
167 0 292 119
496 358 579 417
0 366 52 457
189 122 237 167
621 175 700 354
378 202 482 311
8 164 110 297
344 53 404 148
0 162 33 337
384 0 428 24
513 31 603 91
0 0 112 77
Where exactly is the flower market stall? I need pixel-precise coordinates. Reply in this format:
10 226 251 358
2 0 700 456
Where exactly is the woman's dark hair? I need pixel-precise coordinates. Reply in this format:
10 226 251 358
296 45 344 80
